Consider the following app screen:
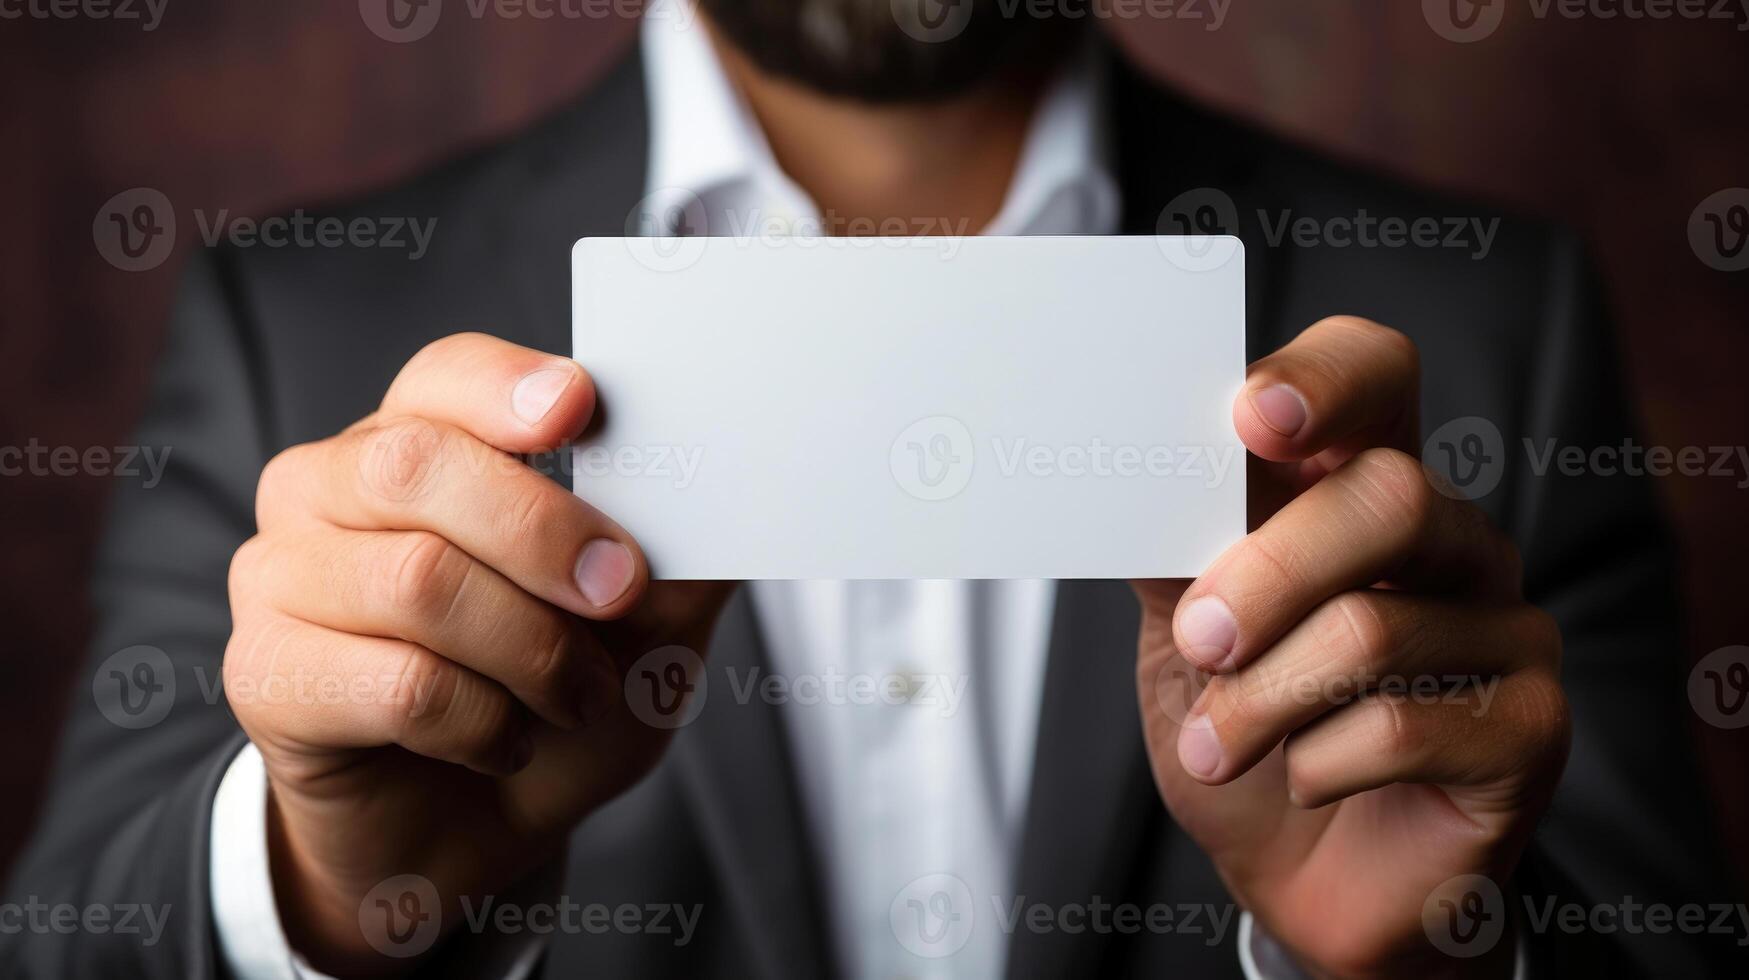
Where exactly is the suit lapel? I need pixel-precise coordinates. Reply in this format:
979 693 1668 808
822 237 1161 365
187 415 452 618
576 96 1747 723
672 592 838 980
1004 579 1160 978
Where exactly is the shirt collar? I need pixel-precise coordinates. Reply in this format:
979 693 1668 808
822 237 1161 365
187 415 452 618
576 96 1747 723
640 0 1117 236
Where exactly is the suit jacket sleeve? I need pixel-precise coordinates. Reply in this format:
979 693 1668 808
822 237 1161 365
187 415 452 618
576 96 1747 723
0 248 266 980
1513 235 1744 976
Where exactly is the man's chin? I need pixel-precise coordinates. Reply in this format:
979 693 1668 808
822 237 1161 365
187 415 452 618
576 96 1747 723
694 0 1088 104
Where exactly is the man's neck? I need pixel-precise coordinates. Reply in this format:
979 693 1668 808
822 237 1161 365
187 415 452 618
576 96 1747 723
707 25 1054 237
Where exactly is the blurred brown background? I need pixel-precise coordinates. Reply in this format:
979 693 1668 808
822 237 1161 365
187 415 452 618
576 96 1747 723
1 1 1745 883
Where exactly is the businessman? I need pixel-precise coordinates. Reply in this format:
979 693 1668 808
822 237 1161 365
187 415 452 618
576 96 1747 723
5 1 1742 977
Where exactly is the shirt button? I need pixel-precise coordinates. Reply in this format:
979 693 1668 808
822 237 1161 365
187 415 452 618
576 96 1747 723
889 668 919 703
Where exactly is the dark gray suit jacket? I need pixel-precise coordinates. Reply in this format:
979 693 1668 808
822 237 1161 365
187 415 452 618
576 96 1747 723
4 41 1742 979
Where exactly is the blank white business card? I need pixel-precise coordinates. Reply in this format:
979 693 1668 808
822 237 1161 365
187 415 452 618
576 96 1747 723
571 235 1246 580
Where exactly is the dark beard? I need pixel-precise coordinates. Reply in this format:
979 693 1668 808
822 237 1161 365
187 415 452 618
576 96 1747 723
693 0 1090 104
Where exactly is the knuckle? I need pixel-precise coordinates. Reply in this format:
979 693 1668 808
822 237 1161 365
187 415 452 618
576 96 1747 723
221 616 295 726
496 481 561 545
1236 530 1311 604
1324 591 1393 671
1371 694 1424 759
1220 667 1277 731
405 651 514 766
1323 315 1419 366
391 645 459 738
1350 447 1435 533
521 622 577 701
255 443 312 522
1369 320 1420 366
392 645 519 767
1283 749 1325 808
406 332 483 374
1316 314 1385 338
219 626 257 699
358 417 447 503
227 535 268 606
387 531 469 624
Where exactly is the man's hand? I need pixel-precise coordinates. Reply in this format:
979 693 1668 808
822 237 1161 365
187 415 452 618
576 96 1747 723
224 333 732 975
1134 317 1570 979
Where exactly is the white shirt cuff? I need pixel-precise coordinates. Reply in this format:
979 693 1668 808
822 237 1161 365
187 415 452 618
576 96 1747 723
1237 909 1529 980
208 742 550 980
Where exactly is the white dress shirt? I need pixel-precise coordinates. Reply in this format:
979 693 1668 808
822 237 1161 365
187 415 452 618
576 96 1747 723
211 6 1512 980
639 8 1114 979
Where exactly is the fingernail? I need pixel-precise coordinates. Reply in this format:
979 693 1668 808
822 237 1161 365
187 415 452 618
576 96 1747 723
574 539 635 608
512 367 576 426
1250 384 1307 438
1178 713 1223 779
1178 595 1238 670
